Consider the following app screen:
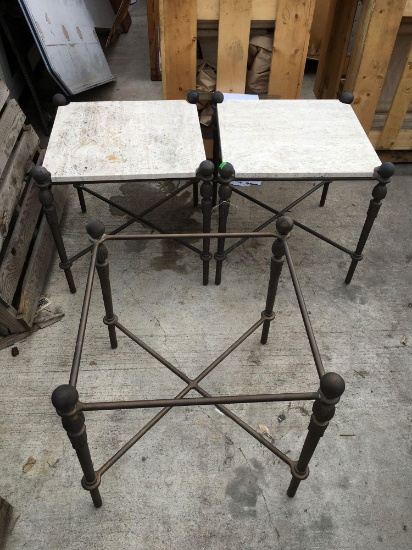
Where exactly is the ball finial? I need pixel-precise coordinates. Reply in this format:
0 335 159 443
197 160 214 178
211 91 224 105
320 372 345 400
219 162 234 180
86 219 106 240
31 166 52 184
186 90 199 104
53 93 67 107
340 92 354 105
51 384 79 411
276 216 294 235
378 162 395 180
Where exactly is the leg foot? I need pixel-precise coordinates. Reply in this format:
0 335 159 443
75 184 87 213
319 182 331 207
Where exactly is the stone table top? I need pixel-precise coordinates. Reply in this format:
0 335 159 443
44 101 206 182
218 100 381 179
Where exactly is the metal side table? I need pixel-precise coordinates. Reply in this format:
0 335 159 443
189 91 395 286
31 98 221 292
51 216 345 508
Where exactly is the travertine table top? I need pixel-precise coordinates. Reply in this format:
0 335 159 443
44 101 206 182
218 100 381 179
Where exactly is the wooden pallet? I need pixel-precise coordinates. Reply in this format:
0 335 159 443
0 80 67 335
314 0 412 156
159 0 316 100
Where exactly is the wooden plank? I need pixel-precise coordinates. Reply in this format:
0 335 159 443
377 149 412 162
308 0 332 58
268 0 315 98
198 0 277 20
0 302 25 333
0 99 26 177
369 128 412 149
344 0 407 132
314 0 358 99
0 126 39 250
110 0 132 32
377 24 412 113
0 150 44 307
0 497 13 550
106 0 132 46
146 0 161 81
17 183 67 328
159 0 197 99
376 41 412 149
405 0 412 16
0 80 9 112
216 0 252 93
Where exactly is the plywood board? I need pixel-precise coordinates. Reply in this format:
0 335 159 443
18 0 114 95
84 0 115 29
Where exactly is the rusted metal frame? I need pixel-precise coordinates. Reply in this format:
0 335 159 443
81 392 319 410
86 230 298 476
228 184 354 257
103 232 278 243
57 223 339 502
69 244 98 387
283 239 325 379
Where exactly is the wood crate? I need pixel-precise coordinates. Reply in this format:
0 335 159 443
314 0 412 156
159 0 316 100
0 80 67 335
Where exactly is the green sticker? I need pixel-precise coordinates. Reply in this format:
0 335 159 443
219 162 227 169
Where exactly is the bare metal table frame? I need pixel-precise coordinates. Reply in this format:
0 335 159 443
52 216 345 508
187 90 395 286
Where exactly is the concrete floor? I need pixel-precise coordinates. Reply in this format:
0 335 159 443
1 3 412 549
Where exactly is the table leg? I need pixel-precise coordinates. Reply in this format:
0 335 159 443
215 176 233 285
212 91 224 207
31 167 76 293
261 217 293 344
319 181 331 207
287 372 345 497
74 184 87 213
345 162 394 284
52 385 102 508
197 161 215 285
192 180 199 208
87 221 118 349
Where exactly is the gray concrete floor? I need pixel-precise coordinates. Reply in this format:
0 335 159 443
1 3 412 549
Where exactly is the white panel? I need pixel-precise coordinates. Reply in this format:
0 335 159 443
218 100 381 179
44 101 206 181
84 0 115 29
18 0 114 95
